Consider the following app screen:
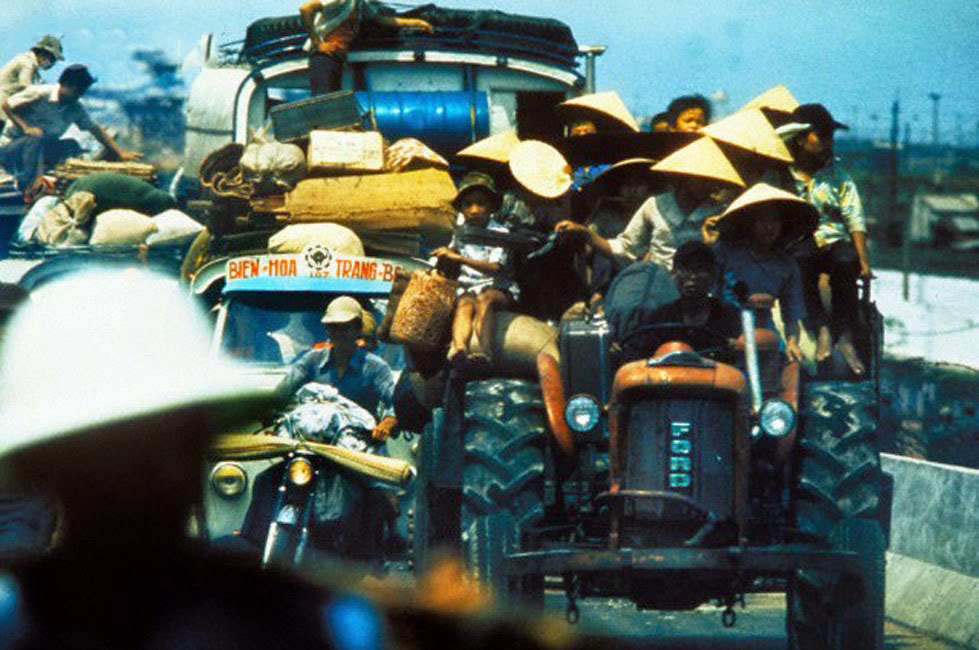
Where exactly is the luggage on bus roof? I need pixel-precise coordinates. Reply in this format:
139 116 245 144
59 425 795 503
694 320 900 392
243 4 579 69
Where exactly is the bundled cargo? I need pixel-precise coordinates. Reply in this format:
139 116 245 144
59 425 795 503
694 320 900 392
89 209 159 246
268 223 365 256
55 158 158 184
307 130 385 174
34 191 97 247
146 210 206 247
240 139 307 194
282 168 455 238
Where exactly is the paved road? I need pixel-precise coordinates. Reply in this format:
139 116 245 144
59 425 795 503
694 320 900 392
543 593 960 649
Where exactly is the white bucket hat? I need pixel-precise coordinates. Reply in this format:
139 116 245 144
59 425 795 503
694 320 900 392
0 269 273 462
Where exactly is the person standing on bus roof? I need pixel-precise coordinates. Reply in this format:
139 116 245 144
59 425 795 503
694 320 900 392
299 0 434 95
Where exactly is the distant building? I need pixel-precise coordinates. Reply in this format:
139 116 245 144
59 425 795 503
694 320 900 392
909 192 979 249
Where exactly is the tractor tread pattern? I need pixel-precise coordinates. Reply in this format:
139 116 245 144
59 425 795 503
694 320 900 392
788 380 885 650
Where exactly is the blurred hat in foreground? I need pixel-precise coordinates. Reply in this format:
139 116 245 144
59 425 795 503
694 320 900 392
0 269 272 463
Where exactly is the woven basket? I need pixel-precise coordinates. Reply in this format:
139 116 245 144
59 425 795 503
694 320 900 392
390 270 457 351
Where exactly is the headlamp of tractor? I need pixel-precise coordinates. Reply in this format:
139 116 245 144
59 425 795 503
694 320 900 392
210 463 247 499
287 457 315 487
564 394 601 433
758 399 796 438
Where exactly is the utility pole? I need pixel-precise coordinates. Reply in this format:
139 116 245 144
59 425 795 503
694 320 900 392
578 45 607 95
891 97 909 300
928 92 941 146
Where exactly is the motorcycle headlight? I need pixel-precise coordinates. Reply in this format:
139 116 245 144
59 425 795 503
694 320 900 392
564 394 601 433
758 399 795 438
210 463 247 499
288 457 315 487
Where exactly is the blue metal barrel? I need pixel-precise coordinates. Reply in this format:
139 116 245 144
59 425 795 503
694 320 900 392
355 91 489 158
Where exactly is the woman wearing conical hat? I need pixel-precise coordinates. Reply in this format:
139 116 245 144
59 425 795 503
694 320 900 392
702 183 818 362
554 137 745 272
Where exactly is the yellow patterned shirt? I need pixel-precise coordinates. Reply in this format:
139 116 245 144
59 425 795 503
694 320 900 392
790 162 866 248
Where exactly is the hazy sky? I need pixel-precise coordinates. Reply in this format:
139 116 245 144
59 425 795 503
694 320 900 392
2 0 977 144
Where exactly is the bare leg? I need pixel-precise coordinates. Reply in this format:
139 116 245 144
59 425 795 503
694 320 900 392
816 325 832 362
472 288 509 361
835 330 866 376
450 294 476 361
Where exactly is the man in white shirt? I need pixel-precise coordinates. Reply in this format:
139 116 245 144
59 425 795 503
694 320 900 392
0 64 139 191
0 35 63 108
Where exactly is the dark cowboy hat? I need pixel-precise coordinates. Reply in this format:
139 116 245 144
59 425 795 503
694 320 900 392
58 64 96 91
717 182 818 245
555 131 698 168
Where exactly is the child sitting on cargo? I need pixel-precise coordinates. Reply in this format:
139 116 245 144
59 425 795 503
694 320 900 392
431 171 517 368
701 183 816 362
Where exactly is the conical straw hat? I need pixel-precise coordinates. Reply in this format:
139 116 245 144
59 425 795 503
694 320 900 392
651 137 745 188
556 91 640 133
702 108 793 163
508 140 573 198
738 85 800 115
717 182 817 245
456 129 521 163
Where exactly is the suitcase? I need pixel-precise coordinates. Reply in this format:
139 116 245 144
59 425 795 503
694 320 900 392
270 91 364 141
559 315 613 405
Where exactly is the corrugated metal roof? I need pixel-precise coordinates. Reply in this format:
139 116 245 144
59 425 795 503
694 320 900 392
921 194 979 213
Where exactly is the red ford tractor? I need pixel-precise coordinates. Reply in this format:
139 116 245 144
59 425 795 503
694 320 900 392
412 280 889 650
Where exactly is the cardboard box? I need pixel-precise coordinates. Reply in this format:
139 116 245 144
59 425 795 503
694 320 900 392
307 130 385 173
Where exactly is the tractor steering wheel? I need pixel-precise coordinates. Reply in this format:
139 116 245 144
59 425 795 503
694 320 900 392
617 321 733 361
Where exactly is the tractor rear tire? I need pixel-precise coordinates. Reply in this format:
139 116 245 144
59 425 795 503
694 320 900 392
461 379 546 605
788 380 885 650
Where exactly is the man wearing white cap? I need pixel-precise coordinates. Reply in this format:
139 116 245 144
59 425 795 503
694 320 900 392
278 295 398 441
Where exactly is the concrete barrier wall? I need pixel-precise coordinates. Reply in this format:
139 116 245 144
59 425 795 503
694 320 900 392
882 453 979 577
882 453 979 648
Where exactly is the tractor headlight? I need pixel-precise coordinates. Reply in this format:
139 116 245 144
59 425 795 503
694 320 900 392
287 457 315 486
210 463 247 499
564 394 601 433
758 399 795 438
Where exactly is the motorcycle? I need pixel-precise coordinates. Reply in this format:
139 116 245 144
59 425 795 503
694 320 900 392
208 383 415 567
